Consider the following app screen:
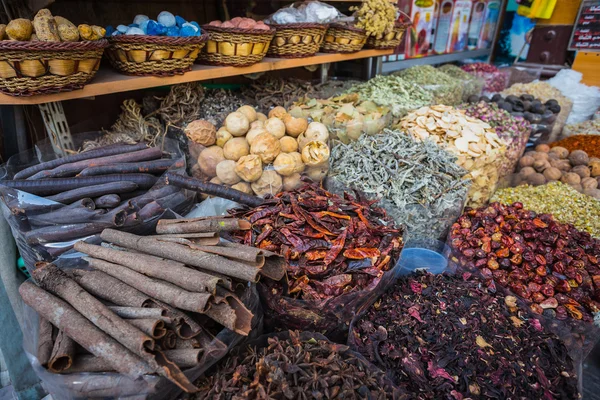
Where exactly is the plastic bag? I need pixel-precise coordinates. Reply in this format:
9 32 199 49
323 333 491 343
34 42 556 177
547 69 600 125
0 134 195 272
265 1 344 24
22 282 262 400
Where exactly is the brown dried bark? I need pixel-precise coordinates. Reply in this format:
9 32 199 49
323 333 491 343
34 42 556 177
163 349 203 368
62 354 114 374
156 217 251 234
48 330 76 372
107 306 166 321
37 318 54 368
160 331 177 349
205 288 253 336
128 319 167 339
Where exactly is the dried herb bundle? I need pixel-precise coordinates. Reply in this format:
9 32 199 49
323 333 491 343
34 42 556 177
329 129 469 240
195 331 401 399
394 65 464 106
158 82 205 127
351 273 580 400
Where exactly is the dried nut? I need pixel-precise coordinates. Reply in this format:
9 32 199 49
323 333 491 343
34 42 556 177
543 167 562 181
568 150 589 166
561 172 581 186
549 146 569 159
571 165 591 179
535 144 550 153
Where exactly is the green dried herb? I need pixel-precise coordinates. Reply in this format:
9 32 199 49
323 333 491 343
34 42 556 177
347 75 433 119
438 64 485 101
329 129 469 239
394 65 464 105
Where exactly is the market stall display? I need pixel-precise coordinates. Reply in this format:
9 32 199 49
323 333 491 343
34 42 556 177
348 75 433 119
398 105 506 207
0 141 192 270
227 181 404 333
200 18 274 67
563 119 600 137
449 201 600 323
551 135 600 159
461 101 531 180
508 145 600 198
438 64 485 102
329 129 469 240
293 93 392 143
0 9 108 96
394 65 464 106
106 12 207 76
461 62 510 94
350 273 580 399
493 182 600 239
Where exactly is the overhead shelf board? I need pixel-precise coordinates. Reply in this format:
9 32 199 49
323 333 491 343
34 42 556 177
0 49 392 106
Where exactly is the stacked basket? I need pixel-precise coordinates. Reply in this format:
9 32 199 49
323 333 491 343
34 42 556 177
266 23 328 58
106 34 207 76
365 17 411 50
0 40 108 96
199 24 275 67
321 24 367 53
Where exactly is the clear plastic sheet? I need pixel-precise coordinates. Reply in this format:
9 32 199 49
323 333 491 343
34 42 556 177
22 281 262 400
497 125 531 179
264 1 345 24
0 134 195 272
548 70 600 125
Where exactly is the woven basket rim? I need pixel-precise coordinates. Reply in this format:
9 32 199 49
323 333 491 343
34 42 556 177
202 24 275 35
109 34 207 45
0 39 108 51
266 22 328 30
328 23 365 33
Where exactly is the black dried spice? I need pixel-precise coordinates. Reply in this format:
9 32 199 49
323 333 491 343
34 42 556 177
351 273 580 400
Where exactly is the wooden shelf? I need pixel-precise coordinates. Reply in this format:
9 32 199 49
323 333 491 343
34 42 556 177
0 49 392 106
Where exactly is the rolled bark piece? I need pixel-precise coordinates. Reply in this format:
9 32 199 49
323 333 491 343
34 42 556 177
130 185 180 208
164 172 264 208
32 263 155 357
62 354 115 374
14 143 149 180
25 219 125 244
205 288 253 336
9 197 95 218
156 217 251 235
28 206 106 227
19 281 153 377
79 158 182 177
147 232 220 246
30 147 163 179
70 270 202 339
37 317 54 367
84 257 212 314
94 194 121 208
163 349 202 368
2 174 158 196
128 319 167 339
48 330 76 372
136 191 188 221
160 331 177 349
108 306 165 320
74 242 222 293
47 181 138 204
101 229 261 282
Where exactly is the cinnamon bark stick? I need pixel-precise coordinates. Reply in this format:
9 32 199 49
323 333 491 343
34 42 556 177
84 257 212 314
156 217 251 234
48 330 76 372
70 270 202 339
62 354 115 374
160 331 177 350
128 319 167 339
32 263 155 357
107 306 165 320
46 181 138 204
19 281 153 377
147 232 220 246
37 317 54 367
163 349 203 368
74 242 223 293
205 288 253 336
101 229 261 282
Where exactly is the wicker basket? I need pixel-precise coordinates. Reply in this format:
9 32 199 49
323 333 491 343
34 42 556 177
266 23 328 58
321 24 367 53
106 34 207 76
0 40 108 97
365 21 409 50
199 25 275 67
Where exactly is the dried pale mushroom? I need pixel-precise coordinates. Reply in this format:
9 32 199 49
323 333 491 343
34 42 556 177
235 155 263 182
280 136 299 153
185 120 217 146
301 140 330 167
251 170 283 197
268 106 287 119
246 127 269 146
250 120 264 130
216 160 242 185
282 173 303 191
231 181 253 194
237 105 257 123
198 146 225 178
304 121 329 143
225 112 250 137
283 114 308 138
256 112 268 122
223 137 250 161
264 118 286 139
273 153 298 177
216 128 233 148
289 152 306 174
250 132 281 163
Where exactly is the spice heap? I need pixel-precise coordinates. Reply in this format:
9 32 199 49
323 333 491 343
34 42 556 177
330 129 469 240
228 181 403 331
20 216 287 393
348 75 433 119
511 144 600 199
398 105 506 207
551 135 600 159
461 101 531 179
293 93 392 143
438 64 484 102
467 93 560 126
189 105 330 197
351 273 580 399
196 331 399 399
461 62 509 93
493 182 600 238
351 0 396 38
563 119 600 137
394 65 464 106
449 202 600 322
3 9 105 41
